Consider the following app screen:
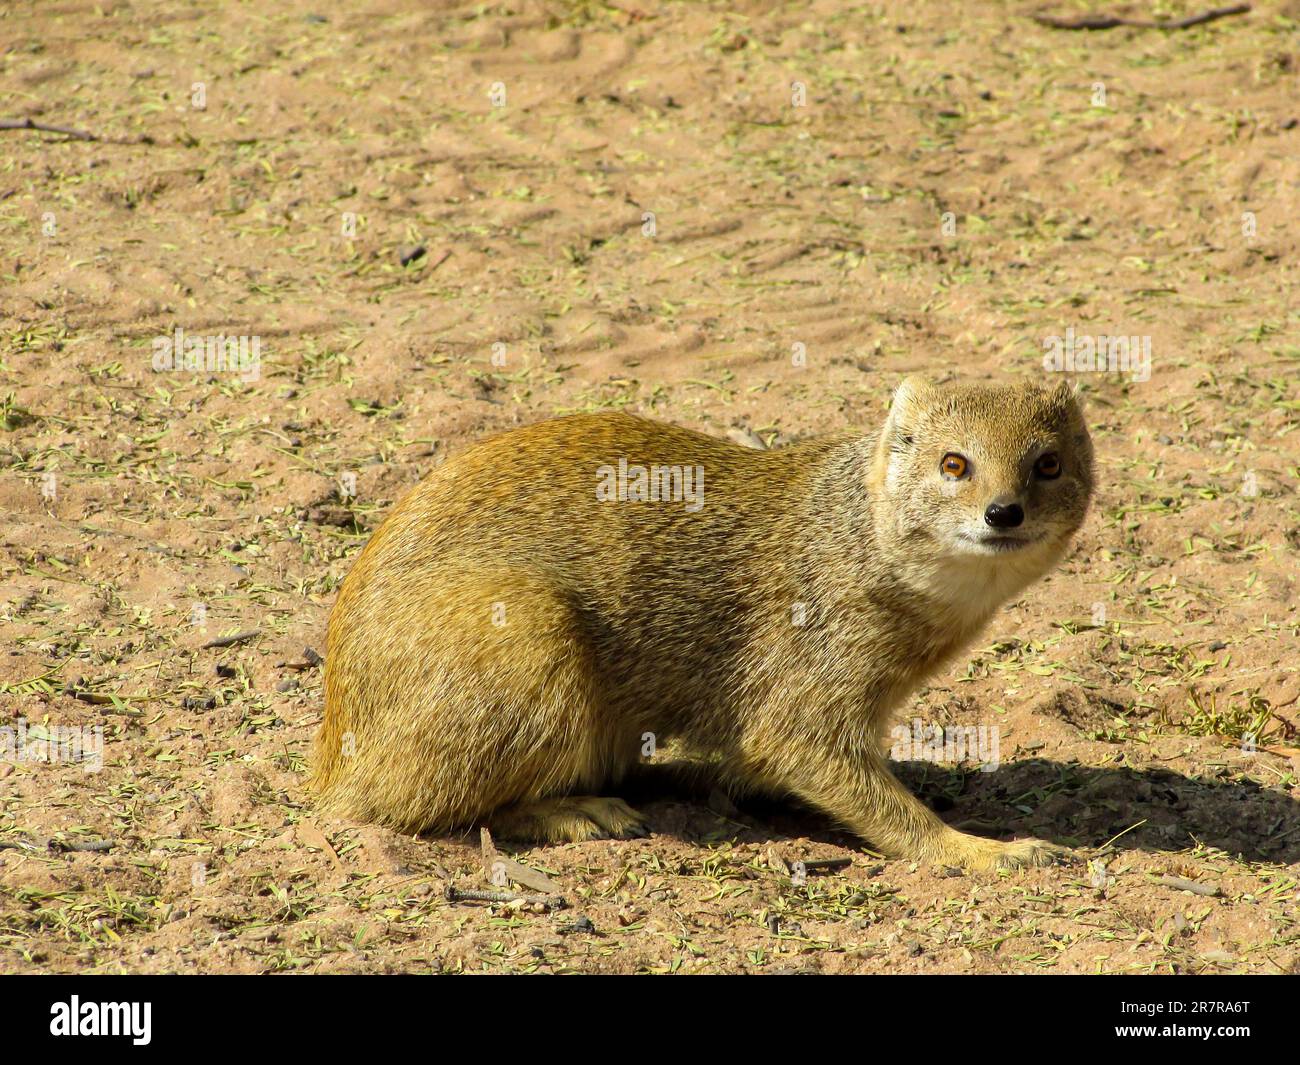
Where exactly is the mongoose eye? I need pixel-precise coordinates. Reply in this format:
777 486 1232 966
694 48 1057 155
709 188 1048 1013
1035 453 1062 479
940 453 969 479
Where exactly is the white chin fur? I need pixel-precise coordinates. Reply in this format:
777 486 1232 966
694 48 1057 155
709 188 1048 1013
917 535 1061 628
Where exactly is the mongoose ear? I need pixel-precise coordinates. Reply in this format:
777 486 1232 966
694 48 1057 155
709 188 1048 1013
885 376 938 438
871 376 936 491
1047 378 1088 425
1045 379 1092 454
1048 378 1082 408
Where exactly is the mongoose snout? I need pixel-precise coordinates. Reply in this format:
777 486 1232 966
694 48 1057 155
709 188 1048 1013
984 502 1025 528
311 375 1094 871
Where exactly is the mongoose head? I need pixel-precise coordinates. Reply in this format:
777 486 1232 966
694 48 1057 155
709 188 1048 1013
869 376 1094 606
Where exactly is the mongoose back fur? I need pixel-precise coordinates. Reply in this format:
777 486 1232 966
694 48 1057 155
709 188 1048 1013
312 376 1094 869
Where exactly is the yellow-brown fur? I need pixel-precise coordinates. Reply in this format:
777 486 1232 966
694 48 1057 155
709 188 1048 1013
312 377 1093 869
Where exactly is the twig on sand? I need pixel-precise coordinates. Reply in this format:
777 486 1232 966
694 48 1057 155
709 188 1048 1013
443 884 569 911
48 838 117 853
202 629 261 649
1029 3 1249 31
0 116 154 145
1158 875 1222 897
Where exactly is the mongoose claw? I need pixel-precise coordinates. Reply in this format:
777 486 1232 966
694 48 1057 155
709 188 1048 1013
587 797 650 840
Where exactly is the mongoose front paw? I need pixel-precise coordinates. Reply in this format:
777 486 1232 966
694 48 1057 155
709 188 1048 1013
939 832 1070 872
989 838 1069 870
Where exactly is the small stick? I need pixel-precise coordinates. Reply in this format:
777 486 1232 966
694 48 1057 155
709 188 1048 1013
0 117 154 145
443 884 568 911
1030 4 1249 31
49 838 116 853
0 117 99 140
202 629 260 649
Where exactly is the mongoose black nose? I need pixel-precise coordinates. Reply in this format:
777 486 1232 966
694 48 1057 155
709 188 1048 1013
984 502 1025 529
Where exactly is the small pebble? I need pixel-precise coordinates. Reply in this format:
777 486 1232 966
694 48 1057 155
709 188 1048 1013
398 244 427 266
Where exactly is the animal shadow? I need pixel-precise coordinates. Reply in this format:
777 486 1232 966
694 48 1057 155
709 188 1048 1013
623 758 1300 864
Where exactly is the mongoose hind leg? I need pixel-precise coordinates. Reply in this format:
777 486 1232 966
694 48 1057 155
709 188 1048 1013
489 796 648 843
316 566 618 835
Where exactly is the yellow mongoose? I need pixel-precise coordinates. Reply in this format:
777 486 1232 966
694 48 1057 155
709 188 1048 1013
312 377 1093 870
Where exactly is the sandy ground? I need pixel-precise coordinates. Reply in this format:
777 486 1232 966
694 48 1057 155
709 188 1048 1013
1 0 1298 974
